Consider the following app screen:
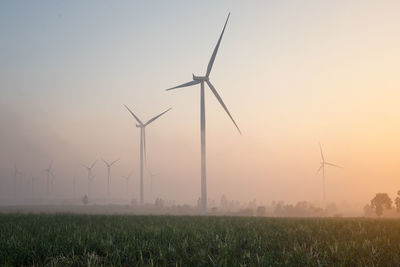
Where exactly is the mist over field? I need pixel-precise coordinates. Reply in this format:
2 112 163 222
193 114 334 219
1 1 400 218
4 1 400 266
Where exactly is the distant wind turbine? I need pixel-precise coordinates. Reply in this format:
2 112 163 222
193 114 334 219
124 105 171 205
316 143 342 202
43 161 53 196
103 159 119 198
166 13 241 215
13 163 23 198
82 160 97 198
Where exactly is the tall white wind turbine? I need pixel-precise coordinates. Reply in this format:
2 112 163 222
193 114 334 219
103 159 119 198
316 143 342 203
82 160 97 198
124 105 171 205
166 13 241 215
43 161 53 196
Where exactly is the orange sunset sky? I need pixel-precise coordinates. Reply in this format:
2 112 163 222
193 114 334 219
1 1 400 210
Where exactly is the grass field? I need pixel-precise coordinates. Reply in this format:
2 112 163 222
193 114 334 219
1 214 400 266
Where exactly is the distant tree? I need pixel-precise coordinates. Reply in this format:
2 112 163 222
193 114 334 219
220 195 228 209
325 203 338 215
82 194 88 205
256 206 267 217
247 199 257 210
395 190 400 212
370 193 392 217
363 204 374 217
274 201 325 217
155 198 164 208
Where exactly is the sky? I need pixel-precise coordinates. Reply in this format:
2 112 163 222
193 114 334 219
1 1 400 208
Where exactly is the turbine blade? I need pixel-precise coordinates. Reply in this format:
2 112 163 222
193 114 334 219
110 159 119 166
319 143 325 162
49 160 53 170
81 164 89 170
206 13 230 77
324 162 342 168
90 160 97 169
102 159 109 166
206 80 241 134
166 80 200 91
124 105 144 125
315 165 323 175
145 108 172 126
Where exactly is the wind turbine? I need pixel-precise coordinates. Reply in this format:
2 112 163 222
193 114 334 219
124 105 171 205
166 13 241 215
102 158 119 198
316 143 342 203
82 160 97 198
13 163 23 198
43 161 53 196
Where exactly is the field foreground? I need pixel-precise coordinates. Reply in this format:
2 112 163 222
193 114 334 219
1 215 400 266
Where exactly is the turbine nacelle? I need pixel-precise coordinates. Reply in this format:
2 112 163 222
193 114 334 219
192 74 209 82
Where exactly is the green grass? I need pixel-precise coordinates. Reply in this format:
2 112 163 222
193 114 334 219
1 214 400 266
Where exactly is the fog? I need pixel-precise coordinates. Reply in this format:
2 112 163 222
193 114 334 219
1 1 400 216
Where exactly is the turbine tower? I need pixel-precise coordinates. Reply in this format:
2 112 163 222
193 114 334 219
43 161 53 196
50 171 56 196
13 163 23 198
73 175 76 199
124 105 171 205
316 143 342 203
103 159 119 198
166 13 241 215
82 161 97 198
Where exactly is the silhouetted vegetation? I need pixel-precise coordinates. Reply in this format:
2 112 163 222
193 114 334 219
370 193 392 217
2 214 400 266
363 192 400 217
273 201 326 217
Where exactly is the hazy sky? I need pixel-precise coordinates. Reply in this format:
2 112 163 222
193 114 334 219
1 1 400 206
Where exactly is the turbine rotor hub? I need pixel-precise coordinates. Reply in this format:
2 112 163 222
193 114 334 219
192 74 209 82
